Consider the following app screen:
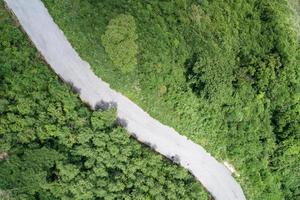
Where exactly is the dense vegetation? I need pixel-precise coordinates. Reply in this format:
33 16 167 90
0 3 210 199
101 14 138 73
42 0 300 199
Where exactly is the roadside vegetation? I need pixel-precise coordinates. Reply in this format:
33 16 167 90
0 2 210 199
42 0 300 199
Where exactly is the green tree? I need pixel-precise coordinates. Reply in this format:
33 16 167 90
101 14 138 73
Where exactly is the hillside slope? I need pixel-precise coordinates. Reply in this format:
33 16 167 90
0 2 210 199
3 0 246 199
42 0 300 199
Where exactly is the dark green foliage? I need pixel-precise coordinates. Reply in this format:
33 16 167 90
0 3 209 199
42 0 300 199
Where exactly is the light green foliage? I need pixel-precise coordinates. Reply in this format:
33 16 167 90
0 3 209 199
0 190 10 200
90 108 116 130
43 0 300 199
288 0 300 38
101 14 138 73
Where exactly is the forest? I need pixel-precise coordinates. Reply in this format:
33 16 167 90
0 2 209 199
1 0 300 199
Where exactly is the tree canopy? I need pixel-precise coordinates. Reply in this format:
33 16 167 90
1 0 299 199
42 0 300 199
101 14 138 73
0 3 209 199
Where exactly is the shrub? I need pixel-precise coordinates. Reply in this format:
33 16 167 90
101 14 138 73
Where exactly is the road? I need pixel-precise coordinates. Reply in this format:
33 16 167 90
4 0 246 199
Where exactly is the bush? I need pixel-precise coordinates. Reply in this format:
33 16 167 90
101 14 138 73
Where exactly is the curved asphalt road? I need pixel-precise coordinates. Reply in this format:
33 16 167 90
4 0 246 199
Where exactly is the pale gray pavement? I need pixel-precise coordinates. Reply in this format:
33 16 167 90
4 0 247 199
